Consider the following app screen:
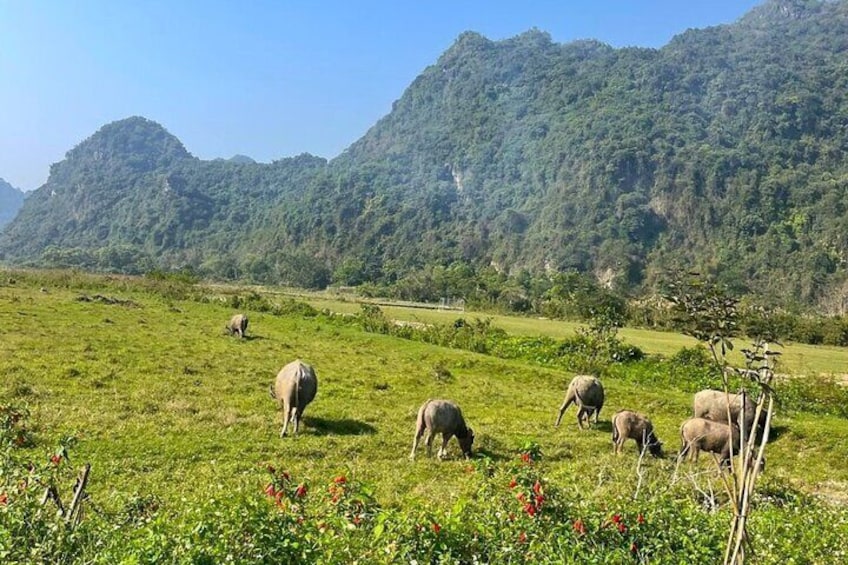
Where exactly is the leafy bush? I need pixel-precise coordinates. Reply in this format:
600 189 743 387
228 292 319 318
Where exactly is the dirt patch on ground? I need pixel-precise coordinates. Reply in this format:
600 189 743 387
831 374 848 386
814 480 848 506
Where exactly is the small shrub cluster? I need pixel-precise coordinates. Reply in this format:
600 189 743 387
227 292 319 318
357 305 509 354
0 404 33 449
354 305 644 370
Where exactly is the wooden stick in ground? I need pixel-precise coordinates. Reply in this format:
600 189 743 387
40 484 65 516
66 463 91 525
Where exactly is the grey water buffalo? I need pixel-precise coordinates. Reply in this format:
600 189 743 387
226 313 249 338
270 360 318 437
555 375 605 429
410 399 474 460
679 417 742 467
693 389 767 437
612 410 664 457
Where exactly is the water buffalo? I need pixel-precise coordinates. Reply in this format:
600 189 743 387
693 389 767 437
555 375 605 429
612 410 663 457
226 314 249 338
679 417 741 467
410 399 474 460
270 360 318 437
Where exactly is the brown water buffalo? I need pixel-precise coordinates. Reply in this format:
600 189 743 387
679 417 740 467
410 399 474 460
270 360 318 437
612 410 663 457
555 375 605 429
693 389 767 437
226 313 249 338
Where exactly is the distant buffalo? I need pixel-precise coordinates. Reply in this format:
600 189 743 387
270 360 318 437
612 410 663 457
410 399 474 460
226 314 249 338
555 375 605 429
693 389 767 437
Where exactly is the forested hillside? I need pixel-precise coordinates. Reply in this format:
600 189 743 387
0 178 24 228
3 0 848 308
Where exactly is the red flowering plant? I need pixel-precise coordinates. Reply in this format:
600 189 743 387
1 403 33 449
262 464 308 516
492 442 574 553
324 473 377 529
570 509 649 559
517 440 543 466
0 430 83 543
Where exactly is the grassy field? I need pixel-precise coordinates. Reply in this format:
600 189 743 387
2 272 847 562
292 290 848 377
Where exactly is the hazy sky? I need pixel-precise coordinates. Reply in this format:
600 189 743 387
0 0 761 190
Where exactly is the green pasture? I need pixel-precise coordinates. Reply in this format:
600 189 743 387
1 277 846 508
2 273 848 562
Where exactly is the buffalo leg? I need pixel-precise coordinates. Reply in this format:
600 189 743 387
410 427 425 459
280 403 291 437
437 433 451 460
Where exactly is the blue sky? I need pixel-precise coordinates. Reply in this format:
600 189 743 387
0 0 761 190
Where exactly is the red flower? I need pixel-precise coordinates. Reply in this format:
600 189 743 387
611 513 622 524
534 494 545 509
518 531 528 544
432 522 442 534
333 475 347 485
524 503 536 517
630 541 639 553
50 454 62 466
532 481 543 495
516 492 526 502
353 515 362 526
637 513 645 525
0 492 7 506
264 484 277 497
508 478 518 489
573 519 586 535
295 484 308 498
617 522 627 534
520 452 532 463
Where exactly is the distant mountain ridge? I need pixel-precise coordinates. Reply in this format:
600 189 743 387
3 0 848 307
0 178 25 229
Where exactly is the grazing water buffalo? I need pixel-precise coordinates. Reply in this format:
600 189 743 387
555 375 605 429
226 314 249 338
410 399 474 460
270 360 318 437
679 417 741 467
612 410 663 457
693 389 766 437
